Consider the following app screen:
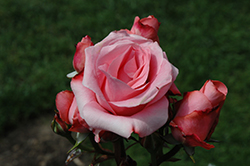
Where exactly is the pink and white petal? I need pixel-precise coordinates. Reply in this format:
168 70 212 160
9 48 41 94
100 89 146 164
145 60 177 106
109 86 158 108
56 90 74 124
71 73 96 114
96 42 133 69
123 54 138 78
82 96 169 139
127 47 150 88
109 53 174 108
81 101 134 138
84 47 115 112
68 97 78 124
109 102 145 116
108 46 134 79
130 96 169 137
100 69 142 102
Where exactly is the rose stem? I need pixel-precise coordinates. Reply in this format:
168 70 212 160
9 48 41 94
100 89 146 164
113 137 126 165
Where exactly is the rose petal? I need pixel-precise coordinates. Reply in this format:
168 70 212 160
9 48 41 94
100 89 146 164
81 96 169 139
175 91 213 117
173 109 219 141
56 90 74 124
71 72 96 113
140 15 160 33
100 68 142 102
170 121 215 150
200 80 227 107
69 109 89 133
68 97 78 124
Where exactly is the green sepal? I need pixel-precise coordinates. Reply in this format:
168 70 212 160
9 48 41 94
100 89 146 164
183 146 195 163
160 133 181 145
206 138 220 143
68 132 93 152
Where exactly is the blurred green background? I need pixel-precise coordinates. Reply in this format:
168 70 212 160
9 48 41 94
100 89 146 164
0 0 249 165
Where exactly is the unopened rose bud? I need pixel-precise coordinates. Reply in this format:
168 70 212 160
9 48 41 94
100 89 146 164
51 113 71 137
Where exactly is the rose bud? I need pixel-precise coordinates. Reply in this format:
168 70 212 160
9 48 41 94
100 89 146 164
73 35 94 73
51 113 70 137
170 80 228 150
130 15 160 43
56 90 89 133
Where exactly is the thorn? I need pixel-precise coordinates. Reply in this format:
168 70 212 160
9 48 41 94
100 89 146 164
190 155 195 163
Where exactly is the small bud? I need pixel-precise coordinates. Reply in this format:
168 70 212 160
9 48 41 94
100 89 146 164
51 113 71 137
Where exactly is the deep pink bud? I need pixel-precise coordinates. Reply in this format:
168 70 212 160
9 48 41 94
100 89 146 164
73 35 94 73
170 80 228 150
130 15 160 43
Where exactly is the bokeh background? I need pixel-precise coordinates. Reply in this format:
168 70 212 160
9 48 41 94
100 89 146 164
0 0 249 165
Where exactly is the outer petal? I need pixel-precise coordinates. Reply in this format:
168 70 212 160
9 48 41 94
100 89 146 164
81 96 169 139
73 35 93 73
172 109 219 141
140 15 160 33
175 91 213 117
131 96 169 137
200 80 228 107
69 109 89 133
71 72 96 110
168 83 181 96
170 121 214 150
184 134 215 150
56 90 74 124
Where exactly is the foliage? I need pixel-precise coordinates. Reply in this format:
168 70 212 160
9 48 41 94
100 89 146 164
0 0 249 165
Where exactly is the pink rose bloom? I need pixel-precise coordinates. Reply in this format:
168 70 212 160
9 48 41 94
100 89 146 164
71 30 178 141
130 15 160 43
170 80 228 150
56 90 89 133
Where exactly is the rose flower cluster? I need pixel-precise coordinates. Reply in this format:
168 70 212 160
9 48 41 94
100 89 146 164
52 15 228 166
